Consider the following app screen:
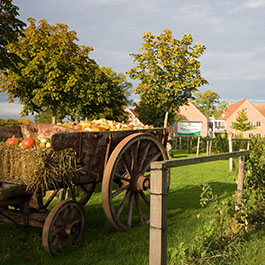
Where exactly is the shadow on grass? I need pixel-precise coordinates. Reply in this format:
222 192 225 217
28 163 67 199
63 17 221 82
171 154 188 159
0 181 238 265
168 181 237 211
171 149 189 159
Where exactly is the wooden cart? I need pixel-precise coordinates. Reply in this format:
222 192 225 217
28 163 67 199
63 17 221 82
0 123 169 254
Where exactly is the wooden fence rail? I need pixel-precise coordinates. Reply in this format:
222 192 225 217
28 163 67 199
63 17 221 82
175 136 250 158
149 150 249 265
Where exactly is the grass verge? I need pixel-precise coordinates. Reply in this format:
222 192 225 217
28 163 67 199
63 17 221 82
0 150 264 265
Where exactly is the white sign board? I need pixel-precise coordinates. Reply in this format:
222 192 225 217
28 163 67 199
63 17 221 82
177 121 202 136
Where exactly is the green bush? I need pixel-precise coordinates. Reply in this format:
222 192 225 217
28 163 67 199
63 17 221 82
170 137 265 264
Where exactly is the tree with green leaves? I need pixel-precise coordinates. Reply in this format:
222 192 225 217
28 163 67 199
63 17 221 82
231 109 256 132
127 29 208 126
193 90 229 118
70 66 131 122
215 99 229 119
0 0 26 71
0 18 130 123
194 90 220 118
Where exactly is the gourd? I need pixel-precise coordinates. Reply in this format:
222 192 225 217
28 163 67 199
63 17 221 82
21 137 36 149
6 136 20 146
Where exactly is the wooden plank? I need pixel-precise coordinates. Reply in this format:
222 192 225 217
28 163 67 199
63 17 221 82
237 154 245 204
196 136 200 157
206 137 209 156
0 184 31 200
149 164 168 265
228 135 233 171
152 150 249 169
0 208 45 227
149 149 249 265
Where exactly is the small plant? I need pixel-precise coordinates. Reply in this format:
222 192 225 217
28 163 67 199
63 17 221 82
170 136 265 265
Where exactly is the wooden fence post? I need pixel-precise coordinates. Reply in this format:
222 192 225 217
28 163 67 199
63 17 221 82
247 140 250 150
179 137 182 150
228 135 233 171
206 137 209 156
196 136 200 157
149 162 168 265
237 153 245 204
209 139 212 155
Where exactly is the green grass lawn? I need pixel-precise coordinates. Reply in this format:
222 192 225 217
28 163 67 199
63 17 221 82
0 150 264 265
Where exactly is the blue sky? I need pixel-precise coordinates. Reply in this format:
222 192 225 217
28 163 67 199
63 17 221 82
1 0 265 119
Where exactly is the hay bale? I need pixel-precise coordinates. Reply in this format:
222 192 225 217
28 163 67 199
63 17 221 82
0 144 79 194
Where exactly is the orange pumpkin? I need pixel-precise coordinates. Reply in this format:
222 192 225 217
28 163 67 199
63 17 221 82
21 137 35 149
6 136 20 146
74 124 82 131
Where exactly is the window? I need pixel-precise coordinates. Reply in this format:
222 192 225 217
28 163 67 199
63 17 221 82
249 133 253 138
257 133 262 138
256 121 262 127
250 121 254 126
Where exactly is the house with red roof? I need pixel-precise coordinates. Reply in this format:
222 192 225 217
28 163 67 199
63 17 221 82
217 98 265 137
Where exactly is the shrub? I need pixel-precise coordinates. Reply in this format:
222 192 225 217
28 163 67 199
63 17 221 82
170 137 265 264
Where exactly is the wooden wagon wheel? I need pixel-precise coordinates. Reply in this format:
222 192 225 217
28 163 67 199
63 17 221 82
42 200 85 255
102 133 169 231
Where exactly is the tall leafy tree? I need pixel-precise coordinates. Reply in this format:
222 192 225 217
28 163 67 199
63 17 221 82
71 66 130 122
215 99 229 119
0 0 26 71
127 29 208 126
0 18 129 123
194 90 220 118
231 109 255 132
194 90 229 118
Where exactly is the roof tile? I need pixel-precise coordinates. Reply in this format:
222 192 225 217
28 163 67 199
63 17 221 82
217 98 247 120
254 104 265 117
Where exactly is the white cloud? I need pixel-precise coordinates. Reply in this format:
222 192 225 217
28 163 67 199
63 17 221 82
245 0 265 8
0 102 23 116
10 0 265 102
202 48 265 82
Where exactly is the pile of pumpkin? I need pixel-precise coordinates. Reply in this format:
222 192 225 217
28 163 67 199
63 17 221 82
1 136 78 194
5 136 51 149
57 119 153 132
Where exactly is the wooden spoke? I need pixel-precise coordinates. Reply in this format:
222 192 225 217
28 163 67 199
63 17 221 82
114 173 131 182
111 184 129 198
70 218 82 227
51 234 60 250
102 133 169 231
138 142 152 171
42 200 85 254
131 141 140 173
135 193 144 223
140 191 150 206
122 153 132 177
141 152 162 174
117 190 131 218
127 192 134 227
62 207 71 219
69 207 78 220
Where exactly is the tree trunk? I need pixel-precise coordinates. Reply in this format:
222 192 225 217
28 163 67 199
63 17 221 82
51 108 57 125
